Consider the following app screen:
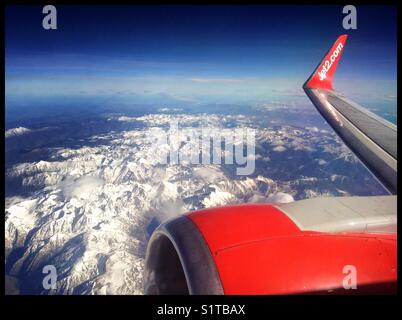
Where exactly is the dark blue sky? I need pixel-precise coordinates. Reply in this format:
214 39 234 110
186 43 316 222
5 5 397 104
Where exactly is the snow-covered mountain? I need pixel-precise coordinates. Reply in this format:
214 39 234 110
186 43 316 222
5 126 32 138
5 112 386 295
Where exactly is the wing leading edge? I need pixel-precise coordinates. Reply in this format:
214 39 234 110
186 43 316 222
303 35 397 194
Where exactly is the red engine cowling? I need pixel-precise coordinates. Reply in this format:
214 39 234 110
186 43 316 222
144 203 396 294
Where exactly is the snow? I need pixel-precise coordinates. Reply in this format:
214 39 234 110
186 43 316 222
5 127 32 138
59 176 104 200
248 192 294 204
273 145 287 152
194 166 226 183
6 199 38 230
266 192 294 203
202 190 237 207
5 111 379 295
318 159 328 166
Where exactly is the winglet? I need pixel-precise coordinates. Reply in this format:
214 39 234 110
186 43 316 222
304 35 348 91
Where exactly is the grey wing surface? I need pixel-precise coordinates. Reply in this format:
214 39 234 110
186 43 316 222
303 35 397 194
304 88 397 194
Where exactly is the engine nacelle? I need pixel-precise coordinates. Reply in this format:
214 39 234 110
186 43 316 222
144 202 396 294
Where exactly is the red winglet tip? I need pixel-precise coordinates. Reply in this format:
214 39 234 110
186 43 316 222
305 34 348 91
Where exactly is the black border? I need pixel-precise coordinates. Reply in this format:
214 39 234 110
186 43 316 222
2 1 400 317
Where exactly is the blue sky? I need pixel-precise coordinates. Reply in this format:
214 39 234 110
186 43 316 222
5 5 397 105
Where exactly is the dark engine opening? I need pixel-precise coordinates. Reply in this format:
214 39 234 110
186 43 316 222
144 233 189 295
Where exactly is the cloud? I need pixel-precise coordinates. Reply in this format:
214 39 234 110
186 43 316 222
273 145 287 152
190 77 243 84
5 127 32 138
266 192 294 203
59 176 104 200
157 107 184 113
248 192 294 204
385 95 397 101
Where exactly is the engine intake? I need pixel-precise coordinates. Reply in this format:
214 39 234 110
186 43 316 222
144 215 224 295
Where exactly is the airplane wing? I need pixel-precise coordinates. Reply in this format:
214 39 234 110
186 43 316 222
303 35 397 194
144 35 397 295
